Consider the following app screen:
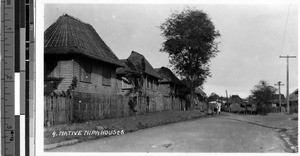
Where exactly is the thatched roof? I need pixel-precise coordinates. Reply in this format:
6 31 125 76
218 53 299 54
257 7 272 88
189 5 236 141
119 51 160 79
289 89 298 102
155 67 184 85
116 59 139 75
44 14 123 67
272 94 286 103
228 95 244 104
194 87 207 98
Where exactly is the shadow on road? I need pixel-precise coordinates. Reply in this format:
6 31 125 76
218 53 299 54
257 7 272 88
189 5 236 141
216 115 298 153
216 116 286 130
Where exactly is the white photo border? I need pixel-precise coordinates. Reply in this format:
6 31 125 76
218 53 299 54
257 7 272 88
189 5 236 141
36 0 298 156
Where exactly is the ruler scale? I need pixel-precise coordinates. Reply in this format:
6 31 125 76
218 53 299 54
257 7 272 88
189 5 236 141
25 0 35 155
1 0 36 155
1 0 16 156
1 0 34 155
25 1 30 156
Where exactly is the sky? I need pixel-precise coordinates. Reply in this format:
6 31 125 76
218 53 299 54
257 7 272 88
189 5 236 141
44 2 298 98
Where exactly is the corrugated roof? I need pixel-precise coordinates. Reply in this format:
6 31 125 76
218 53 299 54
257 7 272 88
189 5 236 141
124 51 161 79
155 67 183 85
44 14 123 67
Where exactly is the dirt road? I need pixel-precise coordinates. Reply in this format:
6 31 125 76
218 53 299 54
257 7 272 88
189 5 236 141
48 113 291 152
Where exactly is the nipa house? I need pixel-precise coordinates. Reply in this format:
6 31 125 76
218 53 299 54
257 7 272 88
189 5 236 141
289 89 298 113
271 94 286 112
44 14 123 96
44 14 127 125
116 51 161 113
155 67 186 110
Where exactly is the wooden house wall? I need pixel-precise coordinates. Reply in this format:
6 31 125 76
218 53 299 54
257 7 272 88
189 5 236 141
45 57 119 96
59 60 74 91
158 83 171 95
143 75 160 111
116 78 123 94
115 74 185 112
44 59 74 92
73 58 119 95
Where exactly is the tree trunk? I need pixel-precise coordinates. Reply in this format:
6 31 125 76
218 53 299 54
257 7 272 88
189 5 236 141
189 85 194 110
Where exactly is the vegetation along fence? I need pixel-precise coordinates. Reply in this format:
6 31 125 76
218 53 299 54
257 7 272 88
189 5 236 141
44 93 73 126
44 91 185 126
72 92 131 122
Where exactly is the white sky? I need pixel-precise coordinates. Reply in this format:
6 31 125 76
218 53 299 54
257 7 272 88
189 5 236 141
44 2 298 98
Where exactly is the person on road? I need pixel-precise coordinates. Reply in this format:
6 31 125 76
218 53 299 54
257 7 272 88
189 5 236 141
217 100 222 115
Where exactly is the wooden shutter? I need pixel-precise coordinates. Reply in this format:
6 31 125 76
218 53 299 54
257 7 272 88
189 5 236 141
80 62 91 82
102 67 111 86
152 79 154 91
147 76 150 89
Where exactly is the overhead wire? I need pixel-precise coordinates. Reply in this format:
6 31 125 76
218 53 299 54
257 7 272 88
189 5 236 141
274 1 291 93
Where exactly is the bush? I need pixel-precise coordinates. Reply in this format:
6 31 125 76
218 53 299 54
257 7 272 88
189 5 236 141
256 103 272 115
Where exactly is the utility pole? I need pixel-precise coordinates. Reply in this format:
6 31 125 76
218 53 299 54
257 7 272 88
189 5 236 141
275 81 284 112
280 55 296 114
225 90 228 100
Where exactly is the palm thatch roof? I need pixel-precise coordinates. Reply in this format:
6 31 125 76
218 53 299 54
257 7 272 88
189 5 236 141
194 87 207 98
116 59 139 75
289 89 298 102
155 67 184 85
118 51 160 79
228 95 244 104
271 94 286 103
44 14 123 67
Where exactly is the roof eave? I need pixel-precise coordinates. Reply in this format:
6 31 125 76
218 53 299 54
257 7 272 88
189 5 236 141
45 47 124 67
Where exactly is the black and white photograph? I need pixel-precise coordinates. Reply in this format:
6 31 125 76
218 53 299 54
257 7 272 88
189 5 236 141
40 0 298 153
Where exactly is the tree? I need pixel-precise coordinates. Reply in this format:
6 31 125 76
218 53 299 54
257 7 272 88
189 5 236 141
123 58 146 113
251 80 277 114
160 8 220 110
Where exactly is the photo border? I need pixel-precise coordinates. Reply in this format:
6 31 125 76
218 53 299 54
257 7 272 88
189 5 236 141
36 0 298 156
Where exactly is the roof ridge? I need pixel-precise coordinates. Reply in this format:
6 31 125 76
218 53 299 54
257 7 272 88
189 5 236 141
61 13 89 25
44 14 123 67
126 51 160 79
131 51 145 58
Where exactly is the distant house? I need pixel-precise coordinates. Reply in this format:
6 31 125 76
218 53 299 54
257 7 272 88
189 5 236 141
227 95 244 104
194 87 207 111
155 67 183 97
116 51 161 113
289 89 298 113
172 79 207 111
155 67 186 110
194 87 207 101
271 94 286 109
44 14 123 96
115 59 139 93
226 95 245 113
116 51 161 93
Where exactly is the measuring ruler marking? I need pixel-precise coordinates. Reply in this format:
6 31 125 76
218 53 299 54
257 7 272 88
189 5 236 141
2 0 34 155
1 0 16 156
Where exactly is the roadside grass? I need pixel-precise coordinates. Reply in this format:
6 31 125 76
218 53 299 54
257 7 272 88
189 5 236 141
291 117 298 121
224 112 298 153
44 110 207 146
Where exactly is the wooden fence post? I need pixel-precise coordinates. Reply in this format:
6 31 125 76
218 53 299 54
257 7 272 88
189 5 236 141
44 96 48 126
